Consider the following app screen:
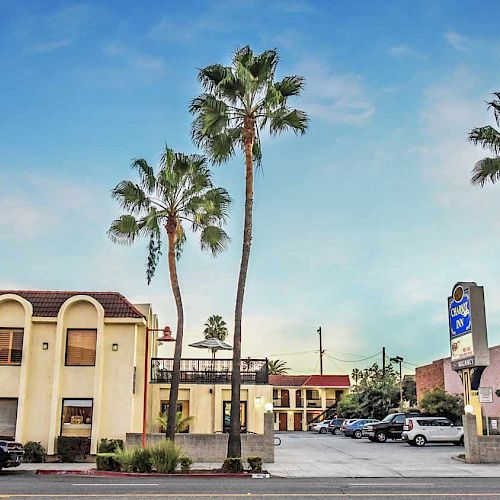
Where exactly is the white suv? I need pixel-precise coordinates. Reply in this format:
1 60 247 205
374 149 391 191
402 417 464 447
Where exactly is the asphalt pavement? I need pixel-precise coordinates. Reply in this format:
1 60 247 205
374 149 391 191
1 473 500 499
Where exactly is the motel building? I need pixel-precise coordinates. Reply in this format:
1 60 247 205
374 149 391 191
270 374 351 431
0 290 271 455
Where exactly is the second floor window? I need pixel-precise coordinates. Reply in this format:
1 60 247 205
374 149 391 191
0 328 23 365
65 329 97 366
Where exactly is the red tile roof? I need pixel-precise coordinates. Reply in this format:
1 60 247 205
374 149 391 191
269 374 350 387
0 291 144 319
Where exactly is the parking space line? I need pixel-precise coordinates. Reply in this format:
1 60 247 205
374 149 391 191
71 483 160 486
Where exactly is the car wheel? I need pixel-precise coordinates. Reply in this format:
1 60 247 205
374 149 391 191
414 435 426 447
320 428 327 434
333 428 341 436
354 430 362 439
376 431 387 443
454 436 464 446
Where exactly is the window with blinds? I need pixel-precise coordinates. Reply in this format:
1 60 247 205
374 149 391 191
65 329 97 366
0 329 24 365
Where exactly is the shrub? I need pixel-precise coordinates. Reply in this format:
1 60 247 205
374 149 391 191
149 439 184 474
56 437 90 463
179 456 192 473
114 447 152 473
98 438 124 454
420 388 464 424
23 441 46 463
222 457 243 473
247 456 262 473
96 453 120 472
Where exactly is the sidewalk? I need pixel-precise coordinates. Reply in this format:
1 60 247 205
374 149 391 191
18 462 222 472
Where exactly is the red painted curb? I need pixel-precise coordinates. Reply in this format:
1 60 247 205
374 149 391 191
35 469 252 478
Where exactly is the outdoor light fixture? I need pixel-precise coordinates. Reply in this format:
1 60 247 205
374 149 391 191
42 342 49 350
264 402 273 413
464 404 474 414
112 343 119 352
157 326 175 345
255 397 262 405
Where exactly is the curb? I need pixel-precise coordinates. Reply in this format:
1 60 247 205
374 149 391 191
36 469 267 478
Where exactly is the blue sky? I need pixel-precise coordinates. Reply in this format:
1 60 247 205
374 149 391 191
2 0 500 375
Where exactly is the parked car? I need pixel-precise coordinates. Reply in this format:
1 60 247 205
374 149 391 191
339 419 359 435
363 412 419 442
327 418 346 435
343 419 379 439
0 440 24 471
402 417 464 447
310 419 333 433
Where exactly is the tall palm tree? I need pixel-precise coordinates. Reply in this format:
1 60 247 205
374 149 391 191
470 92 500 186
108 147 231 441
190 46 308 458
203 314 228 341
268 359 290 375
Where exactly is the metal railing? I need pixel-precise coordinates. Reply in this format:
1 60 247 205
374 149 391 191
306 398 322 408
151 358 269 385
273 398 290 408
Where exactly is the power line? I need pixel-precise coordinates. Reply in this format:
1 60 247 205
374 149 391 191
324 351 382 363
268 350 317 357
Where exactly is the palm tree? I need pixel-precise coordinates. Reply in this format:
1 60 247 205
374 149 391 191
470 93 500 186
190 46 308 458
351 368 362 386
268 359 290 375
203 315 228 341
108 147 231 441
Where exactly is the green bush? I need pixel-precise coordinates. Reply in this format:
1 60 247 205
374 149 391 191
247 456 263 473
114 447 152 473
420 388 464 424
149 440 184 474
96 453 120 472
222 457 243 473
56 437 91 463
179 456 192 473
23 441 46 463
98 438 124 454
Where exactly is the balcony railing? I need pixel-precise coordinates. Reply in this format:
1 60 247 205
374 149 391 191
273 398 290 408
151 358 269 385
306 398 322 408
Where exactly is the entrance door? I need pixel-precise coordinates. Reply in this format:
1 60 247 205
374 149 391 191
281 390 290 407
294 413 302 431
279 413 288 431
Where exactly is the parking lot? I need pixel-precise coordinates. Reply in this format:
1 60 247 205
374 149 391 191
267 431 500 478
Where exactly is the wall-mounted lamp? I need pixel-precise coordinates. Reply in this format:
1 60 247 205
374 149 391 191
112 343 119 352
464 404 474 414
264 402 274 413
255 397 262 405
42 342 49 350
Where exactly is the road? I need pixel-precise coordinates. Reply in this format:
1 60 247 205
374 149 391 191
1 473 500 499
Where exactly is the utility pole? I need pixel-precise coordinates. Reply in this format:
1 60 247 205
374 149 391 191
390 356 404 412
317 326 324 375
382 346 386 377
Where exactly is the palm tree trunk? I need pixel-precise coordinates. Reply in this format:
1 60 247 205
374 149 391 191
227 120 254 458
166 222 184 441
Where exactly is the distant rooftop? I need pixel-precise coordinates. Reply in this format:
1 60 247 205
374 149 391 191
269 374 350 387
0 290 144 319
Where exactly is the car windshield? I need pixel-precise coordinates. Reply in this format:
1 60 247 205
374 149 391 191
381 414 396 423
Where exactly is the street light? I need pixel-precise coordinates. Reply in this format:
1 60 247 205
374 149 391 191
390 356 404 412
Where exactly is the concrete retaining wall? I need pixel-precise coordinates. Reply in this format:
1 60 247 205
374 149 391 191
126 412 274 463
464 413 500 463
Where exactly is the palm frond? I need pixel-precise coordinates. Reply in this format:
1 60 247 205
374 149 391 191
108 215 140 245
487 93 500 126
266 107 309 136
469 126 500 155
275 75 305 98
131 158 156 193
471 157 500 186
111 180 150 214
200 225 230 256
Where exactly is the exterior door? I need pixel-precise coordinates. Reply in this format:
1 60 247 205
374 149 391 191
389 414 405 437
279 413 288 431
294 413 302 431
281 390 290 408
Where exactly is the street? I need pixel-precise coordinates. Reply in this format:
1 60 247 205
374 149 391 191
1 473 500 499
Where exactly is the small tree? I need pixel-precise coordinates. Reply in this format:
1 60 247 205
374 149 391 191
336 393 362 419
403 376 417 406
420 388 464 423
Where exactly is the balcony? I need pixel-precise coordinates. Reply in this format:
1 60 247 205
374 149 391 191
326 399 337 408
151 358 269 385
306 398 322 408
273 398 290 408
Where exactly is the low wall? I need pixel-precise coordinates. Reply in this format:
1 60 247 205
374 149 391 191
126 413 274 463
464 413 500 463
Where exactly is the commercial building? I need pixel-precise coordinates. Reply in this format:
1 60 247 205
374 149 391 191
415 345 500 417
270 374 351 431
0 290 272 455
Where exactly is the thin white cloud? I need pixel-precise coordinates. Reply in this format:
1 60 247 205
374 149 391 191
301 62 375 125
444 31 470 52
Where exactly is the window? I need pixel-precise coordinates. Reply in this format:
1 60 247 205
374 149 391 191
393 415 405 424
61 399 93 437
0 399 18 439
65 329 97 366
223 401 247 433
0 329 23 365
306 390 320 400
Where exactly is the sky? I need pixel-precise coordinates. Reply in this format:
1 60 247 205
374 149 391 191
1 0 500 376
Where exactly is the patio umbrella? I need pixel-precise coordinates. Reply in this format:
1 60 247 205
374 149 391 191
189 338 233 362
